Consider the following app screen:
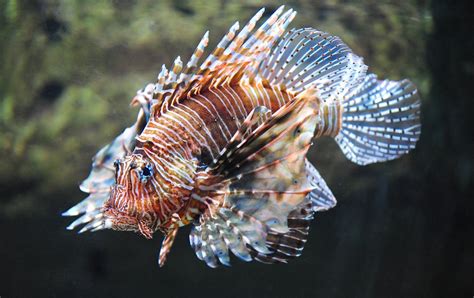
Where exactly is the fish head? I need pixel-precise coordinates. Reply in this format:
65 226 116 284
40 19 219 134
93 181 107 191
103 154 156 239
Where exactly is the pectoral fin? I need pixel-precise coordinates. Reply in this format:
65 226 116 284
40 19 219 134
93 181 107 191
190 90 325 267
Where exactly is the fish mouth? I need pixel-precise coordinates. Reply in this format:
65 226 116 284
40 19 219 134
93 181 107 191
101 207 153 239
102 207 137 230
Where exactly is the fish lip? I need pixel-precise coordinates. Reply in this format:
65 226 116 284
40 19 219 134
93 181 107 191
103 208 154 238
102 206 141 233
103 217 113 229
111 184 126 195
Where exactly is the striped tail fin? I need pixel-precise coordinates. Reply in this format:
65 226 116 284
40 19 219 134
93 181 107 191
335 74 421 165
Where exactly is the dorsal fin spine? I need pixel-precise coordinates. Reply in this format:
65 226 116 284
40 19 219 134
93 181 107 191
167 56 182 85
154 64 168 95
168 57 184 107
152 7 297 117
198 22 240 76
222 8 265 58
247 9 296 76
152 65 168 116
180 31 209 82
241 6 285 51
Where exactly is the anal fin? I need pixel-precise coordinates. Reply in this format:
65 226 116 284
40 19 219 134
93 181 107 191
305 159 337 211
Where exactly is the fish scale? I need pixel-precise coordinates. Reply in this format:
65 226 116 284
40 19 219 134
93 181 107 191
63 6 421 268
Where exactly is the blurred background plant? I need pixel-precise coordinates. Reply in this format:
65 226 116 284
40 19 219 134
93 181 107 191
1 1 472 297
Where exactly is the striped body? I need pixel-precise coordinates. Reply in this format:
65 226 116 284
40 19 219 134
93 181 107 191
114 82 342 234
143 83 340 161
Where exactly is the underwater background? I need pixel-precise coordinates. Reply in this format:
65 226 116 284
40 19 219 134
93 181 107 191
0 0 472 297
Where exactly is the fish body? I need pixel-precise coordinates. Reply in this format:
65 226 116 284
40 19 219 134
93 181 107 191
63 6 421 267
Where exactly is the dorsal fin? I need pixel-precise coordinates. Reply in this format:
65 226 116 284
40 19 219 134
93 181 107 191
259 28 367 103
149 6 296 118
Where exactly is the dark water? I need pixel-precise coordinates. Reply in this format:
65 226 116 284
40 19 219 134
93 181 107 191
1 1 472 297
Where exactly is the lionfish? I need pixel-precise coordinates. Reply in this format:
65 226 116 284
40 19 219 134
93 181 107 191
63 6 421 267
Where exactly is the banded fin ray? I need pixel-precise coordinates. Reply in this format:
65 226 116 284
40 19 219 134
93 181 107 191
259 28 367 102
190 207 266 267
247 198 314 264
335 74 421 165
150 6 296 117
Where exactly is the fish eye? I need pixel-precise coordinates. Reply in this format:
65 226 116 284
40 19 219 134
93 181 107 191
138 164 153 183
113 160 120 170
142 165 151 176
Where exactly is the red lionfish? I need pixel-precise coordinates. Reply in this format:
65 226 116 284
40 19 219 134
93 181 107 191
63 6 421 267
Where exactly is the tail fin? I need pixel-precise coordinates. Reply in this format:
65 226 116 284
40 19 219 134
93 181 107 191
335 74 421 165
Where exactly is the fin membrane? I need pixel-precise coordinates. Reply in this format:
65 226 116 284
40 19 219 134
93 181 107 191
335 74 421 165
247 159 336 264
190 158 338 267
247 198 313 264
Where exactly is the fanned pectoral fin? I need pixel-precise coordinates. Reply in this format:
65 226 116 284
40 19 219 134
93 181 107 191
190 90 324 266
189 207 267 267
246 160 336 264
247 197 314 264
